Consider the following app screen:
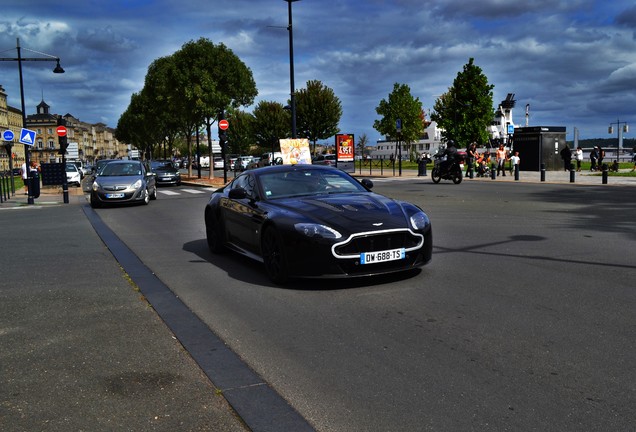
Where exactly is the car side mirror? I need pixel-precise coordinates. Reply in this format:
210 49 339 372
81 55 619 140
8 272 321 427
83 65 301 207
361 178 373 189
228 187 248 199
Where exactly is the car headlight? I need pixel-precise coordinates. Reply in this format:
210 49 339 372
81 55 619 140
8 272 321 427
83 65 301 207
410 211 431 231
92 181 100 191
132 179 143 189
295 223 342 239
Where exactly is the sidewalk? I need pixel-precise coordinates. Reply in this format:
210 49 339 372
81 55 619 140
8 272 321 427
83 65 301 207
0 192 249 431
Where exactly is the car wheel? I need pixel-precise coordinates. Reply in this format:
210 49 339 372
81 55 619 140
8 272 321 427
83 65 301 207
149 185 157 200
205 210 225 254
431 168 441 184
143 189 150 205
262 227 289 284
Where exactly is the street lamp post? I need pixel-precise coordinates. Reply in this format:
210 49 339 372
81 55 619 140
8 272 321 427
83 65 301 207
608 119 629 160
0 37 64 204
285 0 300 139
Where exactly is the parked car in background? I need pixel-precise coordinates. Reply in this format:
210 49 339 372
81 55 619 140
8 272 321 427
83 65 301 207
213 157 224 169
65 163 82 187
90 160 157 208
237 155 254 171
150 160 181 186
313 154 337 166
257 152 283 167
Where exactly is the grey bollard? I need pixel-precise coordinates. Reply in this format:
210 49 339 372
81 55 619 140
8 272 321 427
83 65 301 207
491 163 496 180
570 163 575 183
514 164 519 181
540 163 546 182
602 164 608 184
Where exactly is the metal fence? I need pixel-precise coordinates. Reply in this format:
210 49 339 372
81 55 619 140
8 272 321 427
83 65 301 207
0 171 16 203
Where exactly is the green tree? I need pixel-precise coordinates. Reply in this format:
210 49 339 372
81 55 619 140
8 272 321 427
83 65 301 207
295 80 342 155
252 101 290 154
226 109 255 155
357 133 369 158
119 38 258 176
431 58 494 147
373 83 424 160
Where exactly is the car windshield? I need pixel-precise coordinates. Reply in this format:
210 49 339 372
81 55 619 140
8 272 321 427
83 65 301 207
101 163 142 176
151 161 173 169
258 168 366 199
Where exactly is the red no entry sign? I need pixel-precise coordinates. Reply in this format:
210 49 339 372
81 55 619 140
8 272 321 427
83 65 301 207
56 126 67 136
219 119 229 130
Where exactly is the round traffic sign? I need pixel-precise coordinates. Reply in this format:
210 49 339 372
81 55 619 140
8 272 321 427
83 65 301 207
219 119 229 130
2 129 15 141
56 126 67 136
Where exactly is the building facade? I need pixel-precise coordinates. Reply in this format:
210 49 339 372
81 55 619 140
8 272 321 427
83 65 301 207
0 85 26 172
1 83 132 171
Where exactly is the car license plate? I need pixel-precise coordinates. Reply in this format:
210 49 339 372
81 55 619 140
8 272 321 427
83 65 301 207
360 248 405 264
106 193 124 199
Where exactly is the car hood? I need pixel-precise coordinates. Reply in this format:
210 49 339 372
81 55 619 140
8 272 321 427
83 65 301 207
273 192 412 232
95 175 142 186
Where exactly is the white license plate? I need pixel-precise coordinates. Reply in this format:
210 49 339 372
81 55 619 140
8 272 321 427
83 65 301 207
106 193 125 199
360 248 405 264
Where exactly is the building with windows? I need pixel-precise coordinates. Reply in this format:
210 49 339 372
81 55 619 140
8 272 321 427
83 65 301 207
371 120 444 160
1 86 133 170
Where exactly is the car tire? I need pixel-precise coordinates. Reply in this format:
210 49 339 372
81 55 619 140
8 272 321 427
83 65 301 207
143 189 150 205
262 227 289 284
149 185 157 200
205 210 225 254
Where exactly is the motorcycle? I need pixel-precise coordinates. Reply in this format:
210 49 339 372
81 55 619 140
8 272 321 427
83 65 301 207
431 152 464 184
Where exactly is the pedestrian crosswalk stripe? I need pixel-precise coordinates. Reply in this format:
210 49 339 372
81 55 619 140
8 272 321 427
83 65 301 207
181 188 207 194
158 190 180 196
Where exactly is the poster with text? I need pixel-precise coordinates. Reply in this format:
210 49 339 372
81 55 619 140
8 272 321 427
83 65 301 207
336 134 355 162
279 138 312 165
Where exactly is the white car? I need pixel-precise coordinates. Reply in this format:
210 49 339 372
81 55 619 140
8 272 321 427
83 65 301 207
213 157 224 169
65 162 82 187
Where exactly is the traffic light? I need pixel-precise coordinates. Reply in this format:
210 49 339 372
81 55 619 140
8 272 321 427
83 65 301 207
218 111 228 152
58 135 68 155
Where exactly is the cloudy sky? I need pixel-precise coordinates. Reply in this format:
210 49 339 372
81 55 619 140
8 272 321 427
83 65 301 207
1 0 635 144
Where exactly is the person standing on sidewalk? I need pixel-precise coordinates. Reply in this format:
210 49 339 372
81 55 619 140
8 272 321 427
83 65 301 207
496 144 508 176
575 146 583 172
20 161 28 195
466 142 478 177
560 145 572 171
510 151 520 174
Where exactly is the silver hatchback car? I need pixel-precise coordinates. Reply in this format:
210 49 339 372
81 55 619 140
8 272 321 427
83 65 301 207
90 160 157 208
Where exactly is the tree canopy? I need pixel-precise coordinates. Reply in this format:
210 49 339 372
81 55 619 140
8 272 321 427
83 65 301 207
431 58 494 147
374 83 424 159
295 80 342 155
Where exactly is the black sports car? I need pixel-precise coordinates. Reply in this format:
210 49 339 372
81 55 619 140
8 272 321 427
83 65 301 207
204 164 432 284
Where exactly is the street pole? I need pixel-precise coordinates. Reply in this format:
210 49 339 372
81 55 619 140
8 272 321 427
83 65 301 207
0 37 65 204
16 38 34 204
286 0 299 139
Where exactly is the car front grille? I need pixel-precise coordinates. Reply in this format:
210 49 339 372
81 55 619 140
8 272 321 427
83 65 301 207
333 229 423 257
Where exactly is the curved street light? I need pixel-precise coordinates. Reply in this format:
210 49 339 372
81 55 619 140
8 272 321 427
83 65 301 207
0 38 65 204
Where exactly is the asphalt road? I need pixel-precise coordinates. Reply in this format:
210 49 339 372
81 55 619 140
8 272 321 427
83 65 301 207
92 179 636 431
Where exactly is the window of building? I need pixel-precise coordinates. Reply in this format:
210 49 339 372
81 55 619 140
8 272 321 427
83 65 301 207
48 140 55 149
37 140 43 150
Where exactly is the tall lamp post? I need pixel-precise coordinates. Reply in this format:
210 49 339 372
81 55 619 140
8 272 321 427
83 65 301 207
285 0 300 139
0 37 65 204
608 119 629 159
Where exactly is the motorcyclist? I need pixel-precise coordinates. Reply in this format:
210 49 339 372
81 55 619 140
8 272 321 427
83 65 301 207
438 140 458 174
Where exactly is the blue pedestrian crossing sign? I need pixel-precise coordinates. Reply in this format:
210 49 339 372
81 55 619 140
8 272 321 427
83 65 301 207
19 128 36 146
2 130 14 141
